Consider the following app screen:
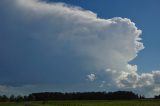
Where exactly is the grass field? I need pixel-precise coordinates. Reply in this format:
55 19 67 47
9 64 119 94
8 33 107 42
0 100 160 106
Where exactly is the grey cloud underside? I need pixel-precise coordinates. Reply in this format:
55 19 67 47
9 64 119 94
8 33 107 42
0 0 160 97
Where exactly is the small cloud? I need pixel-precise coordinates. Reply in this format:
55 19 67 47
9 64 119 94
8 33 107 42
87 74 96 81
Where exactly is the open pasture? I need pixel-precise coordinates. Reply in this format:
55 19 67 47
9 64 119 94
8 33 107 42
0 100 160 106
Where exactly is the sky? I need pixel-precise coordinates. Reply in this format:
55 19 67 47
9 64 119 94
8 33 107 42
0 0 160 97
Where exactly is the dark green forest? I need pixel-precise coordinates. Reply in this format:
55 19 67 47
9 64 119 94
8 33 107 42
1 91 159 102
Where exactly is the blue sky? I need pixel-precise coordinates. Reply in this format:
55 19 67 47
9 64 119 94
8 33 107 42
0 0 160 97
49 0 160 73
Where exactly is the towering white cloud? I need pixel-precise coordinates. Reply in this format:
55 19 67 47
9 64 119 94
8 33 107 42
0 0 159 97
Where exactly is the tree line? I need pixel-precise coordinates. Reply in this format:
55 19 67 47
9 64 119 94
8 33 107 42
30 91 143 101
154 95 160 99
0 91 149 102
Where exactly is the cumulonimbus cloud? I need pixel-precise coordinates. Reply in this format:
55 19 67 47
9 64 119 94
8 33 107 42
0 0 160 97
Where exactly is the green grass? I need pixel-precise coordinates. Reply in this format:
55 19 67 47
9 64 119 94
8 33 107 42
0 100 160 106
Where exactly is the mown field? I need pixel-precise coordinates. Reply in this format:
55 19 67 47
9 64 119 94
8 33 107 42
0 100 160 106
